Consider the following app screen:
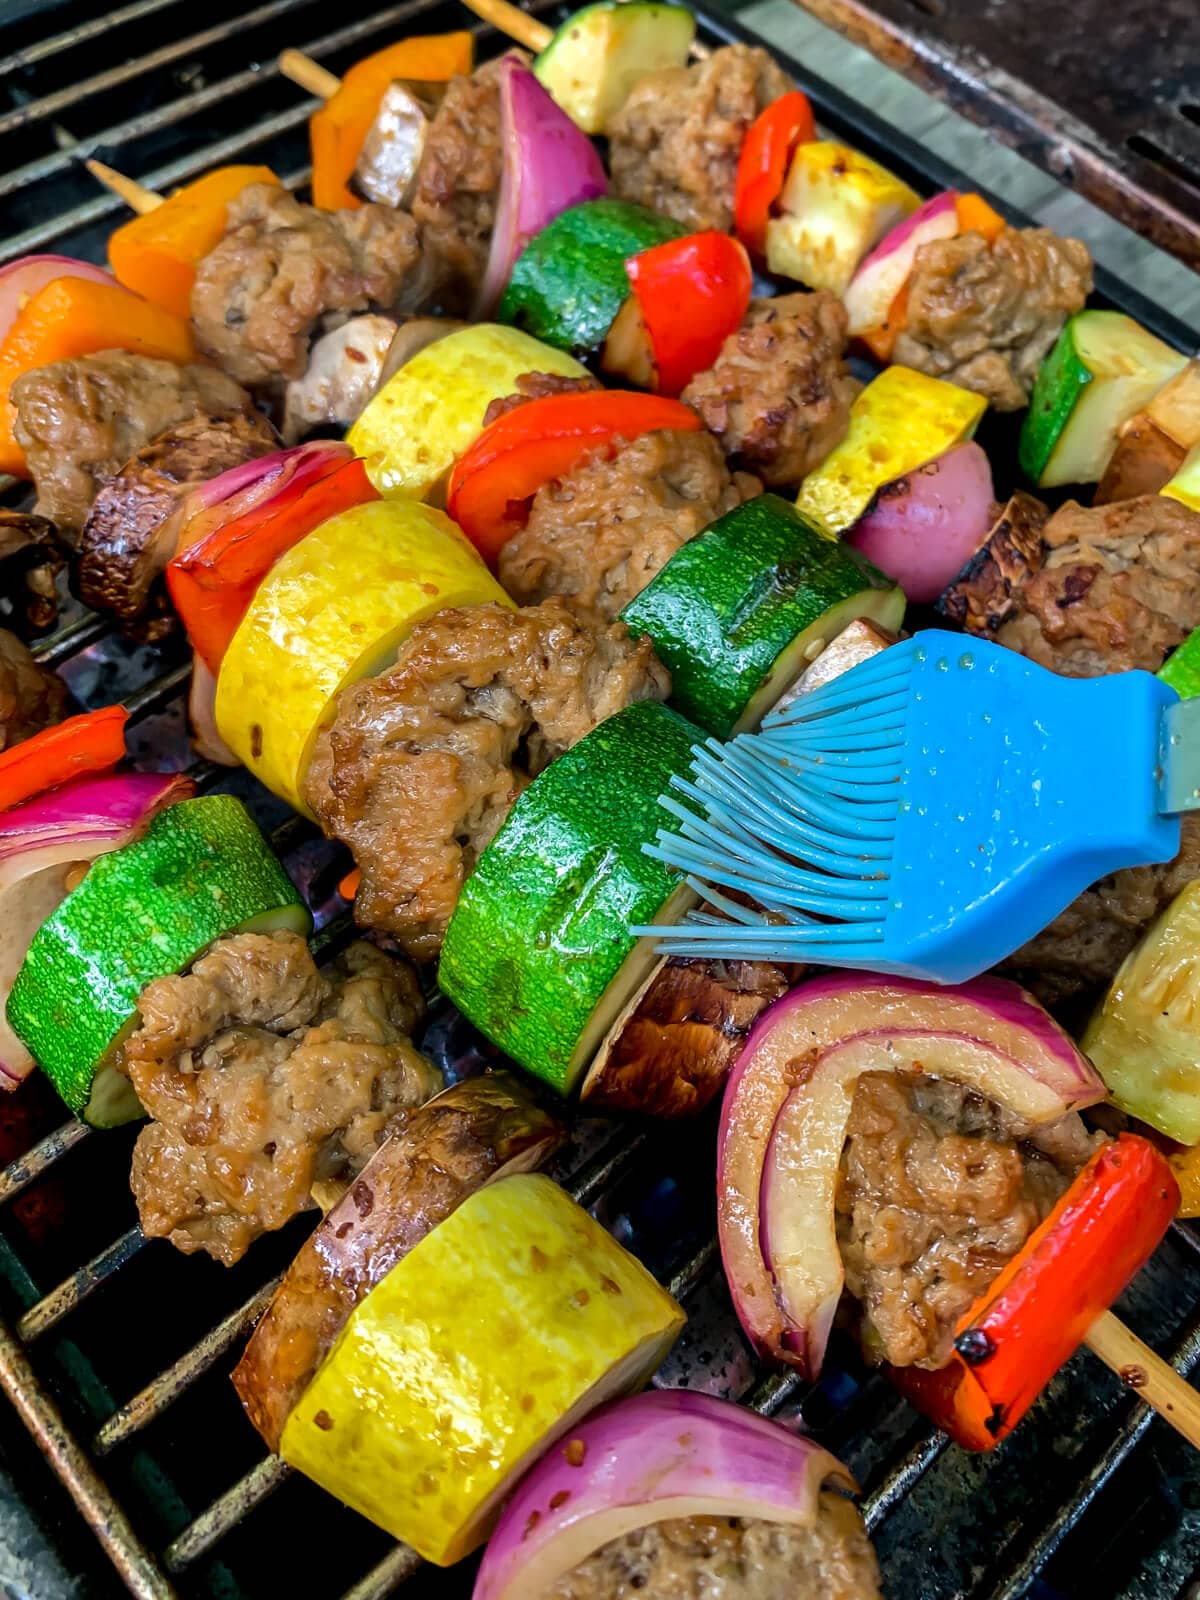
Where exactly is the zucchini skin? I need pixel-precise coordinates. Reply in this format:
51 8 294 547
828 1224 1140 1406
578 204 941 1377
498 199 685 354
438 701 700 1094
7 796 308 1123
621 493 905 737
1018 319 1087 484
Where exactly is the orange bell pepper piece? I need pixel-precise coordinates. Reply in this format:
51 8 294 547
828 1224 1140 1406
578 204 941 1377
0 277 195 479
339 867 362 901
108 166 280 319
860 280 910 364
310 32 474 211
955 191 1006 243
0 707 128 813
859 195 1003 362
890 1134 1178 1450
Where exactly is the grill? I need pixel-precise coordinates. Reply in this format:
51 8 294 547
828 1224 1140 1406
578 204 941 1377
2 3 1200 1598
787 0 1200 269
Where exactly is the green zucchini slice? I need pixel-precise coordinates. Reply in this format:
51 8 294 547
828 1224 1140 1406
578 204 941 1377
620 494 906 738
1019 311 1187 488
7 796 310 1126
438 701 700 1095
534 2 696 134
1159 624 1200 701
1083 881 1200 1144
498 199 685 355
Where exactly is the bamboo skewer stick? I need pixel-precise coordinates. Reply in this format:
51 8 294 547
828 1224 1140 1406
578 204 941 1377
454 0 709 58
278 48 342 100
1084 1310 1200 1450
79 22 1200 1471
456 0 552 50
83 159 161 215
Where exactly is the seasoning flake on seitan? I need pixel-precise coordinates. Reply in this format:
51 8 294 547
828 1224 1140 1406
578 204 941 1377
682 293 858 486
191 184 423 386
500 428 761 621
607 44 792 233
894 226 1092 411
836 1072 1101 1369
306 600 670 960
546 1495 883 1600
123 933 441 1265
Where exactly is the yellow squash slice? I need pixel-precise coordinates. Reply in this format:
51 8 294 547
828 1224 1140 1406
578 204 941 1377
796 365 987 537
347 323 589 500
215 499 508 814
280 1172 685 1564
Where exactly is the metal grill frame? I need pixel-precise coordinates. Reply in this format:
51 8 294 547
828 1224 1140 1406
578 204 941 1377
2 4 1200 1598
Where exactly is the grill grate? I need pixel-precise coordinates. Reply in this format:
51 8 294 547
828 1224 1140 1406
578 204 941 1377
3 3 1200 1597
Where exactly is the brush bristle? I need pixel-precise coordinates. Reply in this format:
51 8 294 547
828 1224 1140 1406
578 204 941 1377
637 645 914 960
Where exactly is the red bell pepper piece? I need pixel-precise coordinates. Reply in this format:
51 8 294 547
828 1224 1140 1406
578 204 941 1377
890 1134 1178 1450
733 90 816 259
0 706 128 813
167 456 378 674
446 390 703 565
625 231 753 397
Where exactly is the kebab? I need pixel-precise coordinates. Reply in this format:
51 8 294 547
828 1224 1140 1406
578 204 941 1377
2 0 1200 1484
227 1069 883 1591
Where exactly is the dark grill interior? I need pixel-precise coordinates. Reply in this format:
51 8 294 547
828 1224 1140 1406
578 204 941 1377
3 4 1200 1598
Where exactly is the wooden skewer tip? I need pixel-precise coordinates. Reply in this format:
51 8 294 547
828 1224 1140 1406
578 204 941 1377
278 48 342 101
84 158 162 215
1085 1309 1200 1453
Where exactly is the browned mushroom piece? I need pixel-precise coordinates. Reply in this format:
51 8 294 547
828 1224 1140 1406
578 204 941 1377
0 511 67 636
232 1072 564 1449
75 409 278 639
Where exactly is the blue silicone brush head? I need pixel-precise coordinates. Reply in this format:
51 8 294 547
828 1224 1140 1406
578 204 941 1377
641 632 1181 983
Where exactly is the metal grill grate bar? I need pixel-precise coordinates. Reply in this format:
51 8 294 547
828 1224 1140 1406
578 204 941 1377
18 1229 146 1344
862 1424 950 1532
339 1545 423 1600
0 0 479 205
0 0 190 78
0 1312 176 1599
983 1306 1200 1599
32 614 111 668
565 1130 648 1210
94 1277 283 1455
0 1120 90 1206
2 110 312 262
0 0 316 138
164 1454 291 1571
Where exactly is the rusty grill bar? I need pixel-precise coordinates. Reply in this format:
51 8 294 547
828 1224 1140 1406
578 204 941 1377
3 2 1200 1597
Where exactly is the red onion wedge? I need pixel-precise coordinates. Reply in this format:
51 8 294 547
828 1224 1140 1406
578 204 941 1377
846 440 994 604
169 439 352 564
0 770 192 1085
0 256 115 345
718 972 1106 1376
474 55 607 318
187 656 238 767
473 1390 855 1600
842 191 959 338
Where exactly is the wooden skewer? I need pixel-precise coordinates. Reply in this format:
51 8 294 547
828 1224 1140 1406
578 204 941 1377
454 0 709 58
84 158 162 216
1083 1310 1200 1450
456 0 552 51
278 47 342 101
277 1 711 118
